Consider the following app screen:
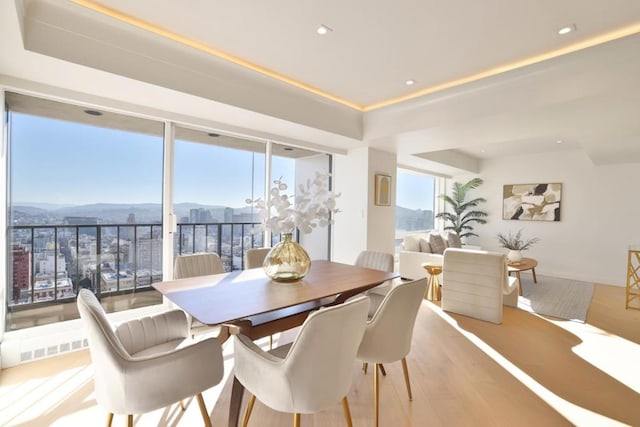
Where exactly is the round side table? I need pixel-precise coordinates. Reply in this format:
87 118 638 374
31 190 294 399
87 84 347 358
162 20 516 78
421 262 442 301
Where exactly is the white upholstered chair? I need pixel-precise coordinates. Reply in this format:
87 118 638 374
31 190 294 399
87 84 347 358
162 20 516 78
356 278 427 427
174 252 227 340
441 248 519 324
354 250 395 317
233 296 370 427
243 247 271 269
77 289 223 427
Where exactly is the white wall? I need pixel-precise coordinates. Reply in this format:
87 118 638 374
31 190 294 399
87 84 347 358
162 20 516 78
333 147 397 264
333 147 369 264
367 149 397 254
456 150 640 286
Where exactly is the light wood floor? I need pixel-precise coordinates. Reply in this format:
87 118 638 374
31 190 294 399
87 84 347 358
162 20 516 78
2 284 640 426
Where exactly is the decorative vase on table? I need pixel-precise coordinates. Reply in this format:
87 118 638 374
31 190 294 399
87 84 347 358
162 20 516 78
507 249 523 264
263 233 311 282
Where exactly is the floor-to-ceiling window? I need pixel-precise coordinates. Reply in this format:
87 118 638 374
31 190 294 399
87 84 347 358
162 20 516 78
5 92 164 331
3 92 335 335
395 168 436 251
173 126 266 271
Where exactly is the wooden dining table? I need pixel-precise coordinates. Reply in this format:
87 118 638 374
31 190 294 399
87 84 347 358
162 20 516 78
153 259 398 427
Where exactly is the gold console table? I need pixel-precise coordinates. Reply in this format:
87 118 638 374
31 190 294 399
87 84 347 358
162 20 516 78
626 246 640 309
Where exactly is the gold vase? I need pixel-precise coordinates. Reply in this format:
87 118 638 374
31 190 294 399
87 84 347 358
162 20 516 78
263 232 311 282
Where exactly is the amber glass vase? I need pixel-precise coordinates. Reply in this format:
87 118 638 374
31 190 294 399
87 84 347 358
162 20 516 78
263 232 311 282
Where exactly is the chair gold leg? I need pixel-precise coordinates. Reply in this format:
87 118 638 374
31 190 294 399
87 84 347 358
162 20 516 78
196 392 212 427
127 414 133 427
374 363 380 427
241 394 256 427
180 399 186 411
378 363 387 376
106 412 113 427
342 396 353 427
293 413 301 427
401 357 413 401
269 335 273 350
363 362 368 374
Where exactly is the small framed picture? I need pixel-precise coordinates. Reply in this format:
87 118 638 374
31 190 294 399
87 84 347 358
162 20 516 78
374 174 391 206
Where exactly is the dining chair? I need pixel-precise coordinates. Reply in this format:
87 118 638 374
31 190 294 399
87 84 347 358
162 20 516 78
233 296 370 427
354 250 395 317
243 247 271 269
77 289 224 427
174 252 229 341
356 278 427 427
441 248 518 324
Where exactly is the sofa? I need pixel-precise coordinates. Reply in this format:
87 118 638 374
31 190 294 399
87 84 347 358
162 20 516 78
398 231 481 279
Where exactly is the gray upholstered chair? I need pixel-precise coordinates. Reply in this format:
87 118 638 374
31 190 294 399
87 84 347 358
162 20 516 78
174 252 227 340
77 289 223 427
441 248 518 324
233 296 370 427
354 250 395 317
243 247 271 269
356 278 427 427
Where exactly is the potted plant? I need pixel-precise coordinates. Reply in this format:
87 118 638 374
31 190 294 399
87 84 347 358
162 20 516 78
435 177 488 241
496 229 540 263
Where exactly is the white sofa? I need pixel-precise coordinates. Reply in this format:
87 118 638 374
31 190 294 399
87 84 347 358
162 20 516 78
398 231 480 279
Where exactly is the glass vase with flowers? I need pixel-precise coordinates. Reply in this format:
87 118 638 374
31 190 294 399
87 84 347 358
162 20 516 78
248 172 340 282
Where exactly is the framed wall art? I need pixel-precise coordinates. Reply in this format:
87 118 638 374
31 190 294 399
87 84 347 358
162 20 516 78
503 183 562 221
374 174 391 206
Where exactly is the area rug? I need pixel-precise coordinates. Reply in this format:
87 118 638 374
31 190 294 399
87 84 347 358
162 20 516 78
517 274 595 322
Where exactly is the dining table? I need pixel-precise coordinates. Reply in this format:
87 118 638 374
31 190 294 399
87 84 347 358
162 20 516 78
153 259 398 427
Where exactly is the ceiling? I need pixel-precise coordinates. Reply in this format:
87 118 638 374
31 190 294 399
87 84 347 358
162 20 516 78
4 0 640 175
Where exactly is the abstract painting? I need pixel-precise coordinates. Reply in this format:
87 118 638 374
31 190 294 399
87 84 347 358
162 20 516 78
503 183 562 221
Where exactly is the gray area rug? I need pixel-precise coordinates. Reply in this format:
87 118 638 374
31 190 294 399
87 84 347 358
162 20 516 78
517 274 595 322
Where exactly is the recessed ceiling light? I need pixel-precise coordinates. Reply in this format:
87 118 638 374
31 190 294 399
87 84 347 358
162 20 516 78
480 149 486 153
83 109 102 116
405 79 416 86
556 139 564 144
207 133 220 137
316 24 332 35
558 24 576 35
283 147 294 151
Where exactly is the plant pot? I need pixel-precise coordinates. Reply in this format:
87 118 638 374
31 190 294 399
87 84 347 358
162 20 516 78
263 232 311 282
507 249 523 264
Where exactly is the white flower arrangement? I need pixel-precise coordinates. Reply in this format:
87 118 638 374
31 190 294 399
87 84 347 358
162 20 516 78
247 172 340 234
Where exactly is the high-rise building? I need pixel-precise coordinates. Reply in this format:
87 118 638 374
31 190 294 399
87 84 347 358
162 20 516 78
11 245 31 303
189 208 212 223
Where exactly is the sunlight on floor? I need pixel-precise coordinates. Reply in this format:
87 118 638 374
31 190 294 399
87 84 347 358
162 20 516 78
555 320 640 392
428 301 632 427
0 333 280 427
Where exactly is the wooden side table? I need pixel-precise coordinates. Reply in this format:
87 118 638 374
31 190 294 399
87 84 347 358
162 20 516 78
507 258 538 295
626 246 640 309
422 262 442 301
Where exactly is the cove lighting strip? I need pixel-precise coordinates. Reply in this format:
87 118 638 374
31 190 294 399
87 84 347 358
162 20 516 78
71 1 640 112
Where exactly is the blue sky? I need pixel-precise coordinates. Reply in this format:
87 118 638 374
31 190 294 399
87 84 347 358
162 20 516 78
10 113 294 208
396 170 435 210
10 113 432 210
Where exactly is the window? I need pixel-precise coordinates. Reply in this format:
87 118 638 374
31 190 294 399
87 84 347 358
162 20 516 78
395 169 436 249
3 93 334 333
5 92 164 331
173 126 266 271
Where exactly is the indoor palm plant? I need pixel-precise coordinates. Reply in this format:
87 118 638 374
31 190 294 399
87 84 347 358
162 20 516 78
496 229 540 263
435 177 488 241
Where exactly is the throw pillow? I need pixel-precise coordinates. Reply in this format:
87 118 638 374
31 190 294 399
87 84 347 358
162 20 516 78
447 233 462 248
403 234 420 252
428 233 447 254
419 238 432 253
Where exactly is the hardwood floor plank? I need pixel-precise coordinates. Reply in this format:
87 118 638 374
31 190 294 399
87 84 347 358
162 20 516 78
2 284 639 426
